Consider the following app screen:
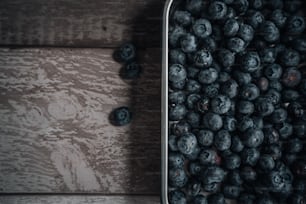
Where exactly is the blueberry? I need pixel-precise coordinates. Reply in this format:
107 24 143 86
198 68 218 84
238 23 255 42
225 6 236 18
189 162 202 176
266 171 285 191
241 84 260 101
286 138 303 153
110 107 132 126
171 120 191 136
186 0 204 16
278 122 293 139
232 0 249 14
170 49 186 65
238 100 255 115
221 79 238 98
192 18 212 39
169 152 185 168
223 185 241 199
199 149 219 165
265 89 281 105
293 179 306 193
259 48 277 64
197 97 210 113
264 144 282 160
169 25 186 47
121 62 142 79
287 15 306 34
269 80 282 92
257 77 269 92
203 83 220 98
186 94 201 109
241 147 260 166
208 1 228 20
293 38 306 53
218 49 235 68
169 135 179 151
288 102 304 118
291 194 306 204
240 52 261 73
270 108 287 124
263 125 280 144
264 64 282 80
187 66 200 79
203 182 219 193
180 34 197 53
197 129 214 147
193 195 208 204
186 111 201 128
255 98 275 116
224 18 240 37
169 190 187 204
177 133 197 155
260 21 280 42
201 166 227 184
256 195 275 204
203 112 223 131
231 136 245 153
169 91 186 105
280 49 300 67
249 0 263 9
185 145 201 161
237 116 254 132
224 153 241 170
169 104 187 121
173 10 193 27
211 95 232 115
233 71 252 85
186 179 202 197
169 168 188 188
259 154 275 171
282 67 302 88
270 9 287 28
114 43 136 62
252 116 263 129
223 116 237 132
202 37 218 52
214 130 231 151
238 193 256 204
240 166 257 181
282 89 300 102
171 80 186 90
228 170 243 185
246 10 265 29
186 80 201 93
169 64 187 83
227 37 246 53
193 50 213 68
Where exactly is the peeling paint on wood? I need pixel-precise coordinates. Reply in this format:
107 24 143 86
0 48 161 193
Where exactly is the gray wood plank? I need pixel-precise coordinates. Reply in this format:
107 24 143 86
0 0 165 47
0 48 161 193
0 195 160 204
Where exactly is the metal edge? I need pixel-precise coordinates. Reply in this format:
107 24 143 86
161 0 173 203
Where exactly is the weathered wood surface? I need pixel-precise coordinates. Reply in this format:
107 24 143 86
0 0 165 47
0 195 160 204
0 48 161 193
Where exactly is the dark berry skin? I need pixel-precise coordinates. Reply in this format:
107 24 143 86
278 122 293 139
228 170 243 185
203 183 219 193
227 37 246 53
201 166 226 185
290 194 306 204
232 0 249 14
169 135 178 151
286 138 303 153
256 195 275 204
270 108 288 124
287 15 306 34
180 34 197 53
185 0 203 16
259 48 277 64
173 10 193 27
293 38 306 53
282 67 302 88
265 89 281 105
189 162 202 176
214 130 231 151
233 71 252 85
169 104 187 121
237 117 254 132
192 19 212 39
197 129 214 147
256 77 269 92
203 83 220 98
260 21 280 43
231 136 245 153
293 180 306 193
197 97 210 113
264 64 282 80
224 18 240 37
202 37 218 52
208 1 228 20
168 190 187 204
169 91 186 105
198 68 218 84
238 100 255 115
193 195 208 204
171 80 185 90
241 148 260 166
121 62 142 79
264 144 282 160
186 111 200 128
252 116 263 129
221 79 238 98
223 185 241 199
169 168 188 188
288 102 304 118
169 49 186 65
169 152 185 168
240 52 261 73
186 179 202 197
185 145 201 161
263 125 280 144
177 133 197 155
169 25 186 48
255 98 275 117
110 107 132 126
246 10 264 29
199 149 219 166
238 23 255 42
193 50 213 68
223 116 237 132
114 43 136 63
171 120 191 136
218 49 235 68
240 84 260 101
270 9 287 28
258 154 275 171
211 95 232 115
186 94 201 109
224 153 241 170
300 79 306 96
169 64 187 83
207 193 226 204
186 80 201 93
187 66 200 79
269 80 282 92
280 49 300 67
241 166 257 181
238 193 256 204
293 160 306 178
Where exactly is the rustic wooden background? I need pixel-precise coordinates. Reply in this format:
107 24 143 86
0 0 165 203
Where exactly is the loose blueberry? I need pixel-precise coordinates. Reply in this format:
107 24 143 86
110 107 132 126
265 89 281 105
114 43 136 62
121 62 141 79
218 49 235 68
189 162 202 176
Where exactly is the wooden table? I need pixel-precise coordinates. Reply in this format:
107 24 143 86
0 0 165 203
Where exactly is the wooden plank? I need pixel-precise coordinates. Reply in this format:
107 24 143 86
0 195 160 204
0 0 165 47
0 48 161 193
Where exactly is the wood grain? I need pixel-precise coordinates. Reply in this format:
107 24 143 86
0 195 160 204
0 48 161 193
0 0 165 47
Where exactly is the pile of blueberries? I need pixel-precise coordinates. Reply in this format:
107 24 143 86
168 0 306 203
